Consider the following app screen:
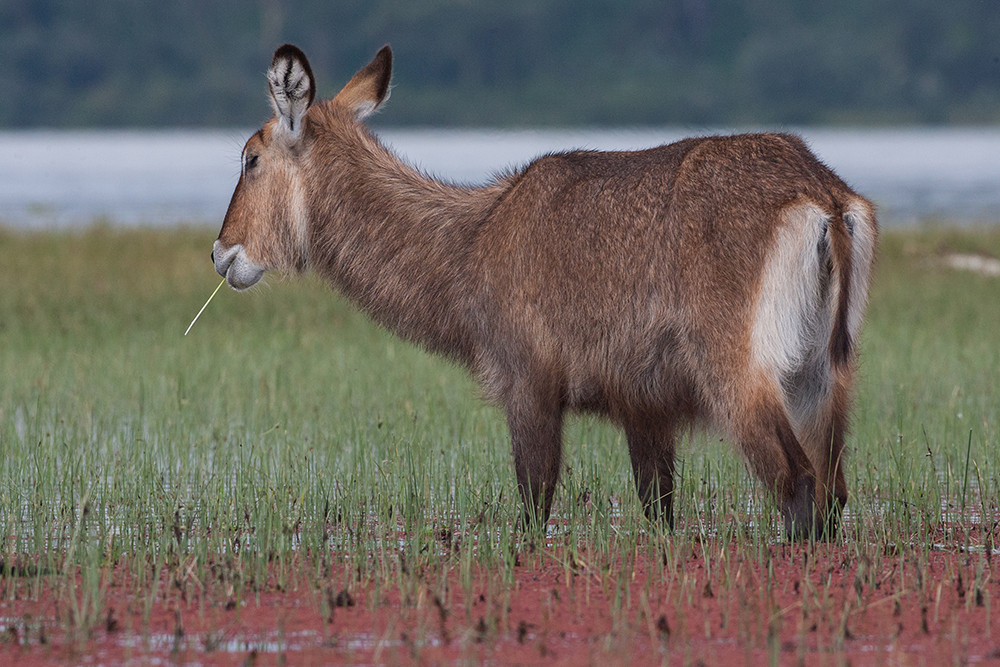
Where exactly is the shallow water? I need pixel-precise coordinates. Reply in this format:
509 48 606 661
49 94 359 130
1 127 998 229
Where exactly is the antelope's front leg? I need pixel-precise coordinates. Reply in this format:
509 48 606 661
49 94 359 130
505 387 565 531
625 419 677 529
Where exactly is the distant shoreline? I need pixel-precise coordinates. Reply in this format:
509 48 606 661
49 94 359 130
2 127 999 229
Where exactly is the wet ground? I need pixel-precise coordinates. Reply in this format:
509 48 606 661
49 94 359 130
2 538 999 665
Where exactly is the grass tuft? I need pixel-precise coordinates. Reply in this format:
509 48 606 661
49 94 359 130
0 223 998 660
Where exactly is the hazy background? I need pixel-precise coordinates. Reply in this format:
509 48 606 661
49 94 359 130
3 0 999 129
1 1 999 228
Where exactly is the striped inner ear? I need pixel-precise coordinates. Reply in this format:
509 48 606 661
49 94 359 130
267 45 315 140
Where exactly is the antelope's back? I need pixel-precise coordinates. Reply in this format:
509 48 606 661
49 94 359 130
475 133 875 415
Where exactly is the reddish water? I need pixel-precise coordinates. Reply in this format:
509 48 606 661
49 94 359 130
2 542 998 665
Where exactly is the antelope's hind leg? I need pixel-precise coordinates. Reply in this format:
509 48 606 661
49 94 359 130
731 393 822 541
793 378 852 539
625 419 677 528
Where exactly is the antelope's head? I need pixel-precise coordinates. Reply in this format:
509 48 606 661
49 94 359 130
213 44 392 289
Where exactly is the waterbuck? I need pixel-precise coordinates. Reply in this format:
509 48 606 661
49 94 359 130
213 44 877 538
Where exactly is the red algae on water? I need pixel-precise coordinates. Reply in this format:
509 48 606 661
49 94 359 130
2 539 998 665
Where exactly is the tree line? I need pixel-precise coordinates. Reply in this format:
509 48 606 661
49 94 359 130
2 0 998 128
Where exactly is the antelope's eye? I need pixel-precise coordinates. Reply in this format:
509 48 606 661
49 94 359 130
245 154 259 171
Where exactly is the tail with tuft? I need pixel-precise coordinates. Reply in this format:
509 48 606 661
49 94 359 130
828 211 858 368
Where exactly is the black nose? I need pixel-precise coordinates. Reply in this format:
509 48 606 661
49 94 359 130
211 250 215 263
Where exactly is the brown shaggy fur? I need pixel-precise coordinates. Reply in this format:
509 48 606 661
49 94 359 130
214 45 878 538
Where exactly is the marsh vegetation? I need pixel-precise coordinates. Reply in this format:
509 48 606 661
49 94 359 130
0 225 998 661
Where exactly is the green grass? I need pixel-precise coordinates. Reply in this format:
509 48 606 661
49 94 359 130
0 224 998 645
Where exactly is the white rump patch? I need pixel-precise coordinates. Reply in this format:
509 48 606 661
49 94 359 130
752 202 832 380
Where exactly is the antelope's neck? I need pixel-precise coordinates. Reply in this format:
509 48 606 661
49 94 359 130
307 125 508 363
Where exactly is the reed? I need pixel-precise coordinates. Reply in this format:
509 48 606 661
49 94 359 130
0 224 997 659
184 278 226 336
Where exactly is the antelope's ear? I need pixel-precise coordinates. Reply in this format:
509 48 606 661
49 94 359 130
333 45 392 120
267 44 315 142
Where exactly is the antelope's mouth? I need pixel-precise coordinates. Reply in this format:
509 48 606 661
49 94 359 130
212 241 265 291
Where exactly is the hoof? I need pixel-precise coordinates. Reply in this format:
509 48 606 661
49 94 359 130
782 477 844 541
